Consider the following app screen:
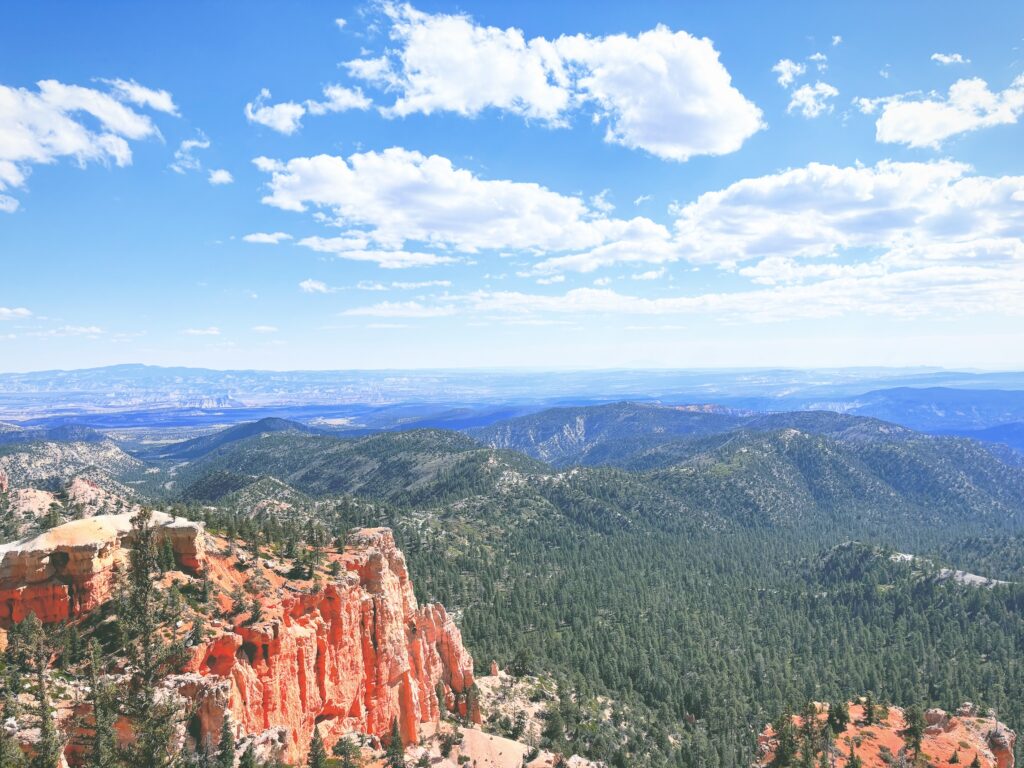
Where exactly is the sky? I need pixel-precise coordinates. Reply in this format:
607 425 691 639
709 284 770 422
2 0 1024 372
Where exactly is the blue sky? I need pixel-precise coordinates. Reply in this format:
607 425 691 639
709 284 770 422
2 1 1023 372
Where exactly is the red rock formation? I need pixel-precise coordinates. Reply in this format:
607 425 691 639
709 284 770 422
755 702 1016 768
0 512 204 625
0 517 475 766
185 527 476 764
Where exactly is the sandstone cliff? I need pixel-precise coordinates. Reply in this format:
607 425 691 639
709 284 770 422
0 511 203 625
0 515 475 766
755 701 1016 768
184 527 476 763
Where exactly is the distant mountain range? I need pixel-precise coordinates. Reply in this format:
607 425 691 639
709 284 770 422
4 365 1024 432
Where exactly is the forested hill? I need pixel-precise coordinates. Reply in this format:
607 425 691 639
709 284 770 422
4 408 1024 766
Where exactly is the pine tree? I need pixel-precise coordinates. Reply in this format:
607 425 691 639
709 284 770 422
238 743 259 768
217 715 235 768
826 701 848 734
863 692 876 725
86 640 118 768
117 509 186 768
307 729 327 768
332 735 359 768
902 705 925 754
384 719 405 768
31 642 63 768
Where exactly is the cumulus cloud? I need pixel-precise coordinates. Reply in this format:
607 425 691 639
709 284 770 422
208 168 233 185
931 52 970 65
342 300 457 317
832 35 842 47
299 279 333 294
530 157 1024 328
102 78 178 115
256 143 1024 332
788 81 839 118
808 52 828 72
0 78 175 210
632 268 666 280
0 307 31 320
254 147 648 260
244 85 371 134
183 326 221 336
243 232 292 244
772 59 806 88
304 85 371 115
867 75 1024 148
343 3 763 161
244 88 306 134
170 134 210 174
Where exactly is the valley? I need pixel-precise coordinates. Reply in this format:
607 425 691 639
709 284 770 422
1 398 1022 766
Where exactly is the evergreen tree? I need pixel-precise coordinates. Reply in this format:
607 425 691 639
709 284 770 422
826 701 848 734
86 640 118 768
237 745 258 768
238 743 259 768
384 719 405 768
117 509 186 768
902 705 925 754
217 715 235 768
307 729 327 768
30 642 63 768
332 735 359 768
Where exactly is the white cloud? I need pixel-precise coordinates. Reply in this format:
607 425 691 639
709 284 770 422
305 84 371 115
299 279 333 294
243 232 293 244
342 300 457 317
246 84 371 134
788 81 839 118
208 168 233 185
633 194 652 206
29 324 104 338
536 275 565 285
590 189 614 214
344 4 763 161
632 268 666 280
298 237 455 269
537 159 1024 288
808 52 828 72
244 88 306 134
252 325 278 333
668 159 1024 267
102 78 178 115
391 279 451 289
772 59 805 88
183 326 221 336
0 78 174 209
931 52 970 65
256 147 637 257
0 307 31 320
170 135 210 174
869 75 1024 148
832 35 843 47
335 18 347 30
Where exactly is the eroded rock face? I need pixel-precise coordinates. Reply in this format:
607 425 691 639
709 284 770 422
0 518 475 767
0 512 205 626
184 527 476 764
755 702 1016 768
